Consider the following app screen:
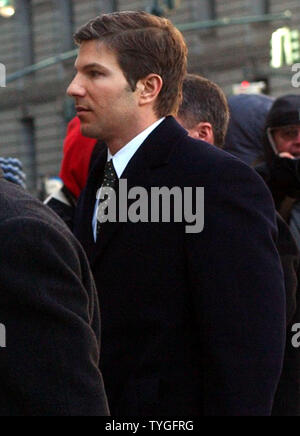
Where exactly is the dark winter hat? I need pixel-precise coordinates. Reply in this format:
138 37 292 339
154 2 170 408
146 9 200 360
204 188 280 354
266 94 300 129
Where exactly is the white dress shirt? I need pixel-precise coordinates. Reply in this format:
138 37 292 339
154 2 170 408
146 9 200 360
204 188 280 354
92 118 165 241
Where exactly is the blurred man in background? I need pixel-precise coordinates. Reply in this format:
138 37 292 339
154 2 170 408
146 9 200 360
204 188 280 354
261 95 300 416
176 74 230 146
256 95 300 249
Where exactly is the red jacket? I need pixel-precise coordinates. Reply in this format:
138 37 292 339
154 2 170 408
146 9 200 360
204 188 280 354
60 117 97 199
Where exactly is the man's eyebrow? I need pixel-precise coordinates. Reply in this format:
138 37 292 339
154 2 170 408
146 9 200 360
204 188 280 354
75 63 109 72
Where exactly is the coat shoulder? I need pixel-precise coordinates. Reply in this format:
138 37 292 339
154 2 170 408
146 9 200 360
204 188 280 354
0 180 70 234
174 136 266 187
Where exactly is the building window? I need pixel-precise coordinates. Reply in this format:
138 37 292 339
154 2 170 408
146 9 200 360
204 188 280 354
252 0 270 15
16 0 34 67
96 0 118 13
197 0 216 21
55 0 74 52
21 116 37 192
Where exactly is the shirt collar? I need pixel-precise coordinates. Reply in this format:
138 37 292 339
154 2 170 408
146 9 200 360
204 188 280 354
107 118 165 178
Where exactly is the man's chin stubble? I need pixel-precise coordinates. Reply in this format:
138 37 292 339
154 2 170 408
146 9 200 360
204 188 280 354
81 125 103 140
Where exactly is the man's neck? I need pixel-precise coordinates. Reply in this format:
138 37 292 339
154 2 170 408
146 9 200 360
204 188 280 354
107 116 160 156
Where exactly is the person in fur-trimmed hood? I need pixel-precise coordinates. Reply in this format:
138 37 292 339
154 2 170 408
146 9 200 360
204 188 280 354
225 94 300 416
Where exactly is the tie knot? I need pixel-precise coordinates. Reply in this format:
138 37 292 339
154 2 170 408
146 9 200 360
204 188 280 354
102 159 117 187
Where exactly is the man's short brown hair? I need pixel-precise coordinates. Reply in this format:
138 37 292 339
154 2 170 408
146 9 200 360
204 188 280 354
74 11 188 118
178 74 230 148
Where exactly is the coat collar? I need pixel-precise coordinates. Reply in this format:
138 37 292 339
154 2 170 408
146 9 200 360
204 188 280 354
123 115 188 175
90 115 187 179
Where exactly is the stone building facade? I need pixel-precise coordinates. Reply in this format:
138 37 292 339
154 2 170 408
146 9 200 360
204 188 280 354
0 0 299 192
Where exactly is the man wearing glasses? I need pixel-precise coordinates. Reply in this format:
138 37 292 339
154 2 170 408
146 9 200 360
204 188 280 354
256 94 300 416
269 124 300 159
257 95 300 226
266 95 300 160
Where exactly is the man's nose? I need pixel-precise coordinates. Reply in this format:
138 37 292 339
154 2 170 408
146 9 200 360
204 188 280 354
66 77 86 98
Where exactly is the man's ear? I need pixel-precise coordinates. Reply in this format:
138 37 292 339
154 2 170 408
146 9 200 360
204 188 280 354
190 122 214 145
136 74 163 107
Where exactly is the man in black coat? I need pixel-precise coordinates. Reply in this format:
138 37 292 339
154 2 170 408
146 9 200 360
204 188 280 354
0 169 109 416
253 94 300 415
68 11 286 416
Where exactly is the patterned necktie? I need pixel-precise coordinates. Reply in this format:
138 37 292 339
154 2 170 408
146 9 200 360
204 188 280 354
96 159 118 236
